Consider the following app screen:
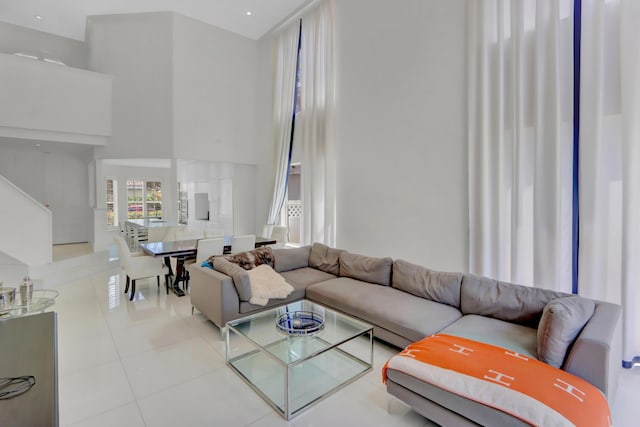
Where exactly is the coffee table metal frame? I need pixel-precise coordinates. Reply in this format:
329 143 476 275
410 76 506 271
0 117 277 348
225 300 373 420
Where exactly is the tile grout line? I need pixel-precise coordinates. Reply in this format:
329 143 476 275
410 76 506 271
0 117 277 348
95 271 149 427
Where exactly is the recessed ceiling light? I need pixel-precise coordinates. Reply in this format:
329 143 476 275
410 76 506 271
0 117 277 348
36 144 41 147
34 15 43 20
246 11 252 16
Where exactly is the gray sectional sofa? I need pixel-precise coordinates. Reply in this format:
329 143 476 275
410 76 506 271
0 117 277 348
188 243 621 424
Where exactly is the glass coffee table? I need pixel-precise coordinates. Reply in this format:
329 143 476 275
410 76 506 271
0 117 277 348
226 300 373 420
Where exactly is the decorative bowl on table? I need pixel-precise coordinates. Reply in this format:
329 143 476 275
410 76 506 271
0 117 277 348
276 310 325 336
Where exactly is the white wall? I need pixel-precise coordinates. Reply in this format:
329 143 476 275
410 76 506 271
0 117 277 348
0 139 93 244
175 160 257 236
0 52 112 145
87 13 174 159
176 160 234 235
172 14 258 164
0 21 87 69
232 164 257 235
333 0 468 271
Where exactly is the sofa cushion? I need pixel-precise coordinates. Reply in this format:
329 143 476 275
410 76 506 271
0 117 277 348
308 243 344 275
223 246 274 270
280 267 337 289
272 246 311 272
392 259 462 307
307 277 462 343
460 274 568 327
537 296 595 368
440 314 539 359
212 257 252 302
339 252 393 286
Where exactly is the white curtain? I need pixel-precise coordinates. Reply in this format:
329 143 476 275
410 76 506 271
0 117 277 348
468 0 574 292
579 0 640 366
266 24 300 225
298 0 336 246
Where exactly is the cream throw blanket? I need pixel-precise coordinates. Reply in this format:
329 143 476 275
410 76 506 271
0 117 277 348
247 265 294 306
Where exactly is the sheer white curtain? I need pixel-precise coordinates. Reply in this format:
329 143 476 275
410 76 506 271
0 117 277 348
298 0 336 246
579 0 640 366
266 24 300 225
468 0 574 291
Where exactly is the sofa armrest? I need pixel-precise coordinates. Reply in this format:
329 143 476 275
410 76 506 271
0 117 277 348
562 301 622 401
188 264 241 329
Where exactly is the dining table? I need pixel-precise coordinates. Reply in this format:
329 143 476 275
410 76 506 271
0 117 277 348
139 236 277 297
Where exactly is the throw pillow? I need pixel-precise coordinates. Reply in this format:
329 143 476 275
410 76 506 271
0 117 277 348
247 265 294 306
339 252 393 286
224 246 275 270
308 243 344 275
537 296 596 368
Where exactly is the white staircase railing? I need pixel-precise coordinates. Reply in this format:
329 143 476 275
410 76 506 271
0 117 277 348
0 173 52 266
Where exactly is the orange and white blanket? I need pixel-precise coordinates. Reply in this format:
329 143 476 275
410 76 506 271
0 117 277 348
382 334 611 427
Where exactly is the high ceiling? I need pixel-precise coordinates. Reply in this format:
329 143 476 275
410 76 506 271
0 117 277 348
0 0 312 41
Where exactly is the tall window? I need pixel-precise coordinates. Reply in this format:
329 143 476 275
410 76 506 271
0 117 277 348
127 180 162 219
106 179 118 226
145 181 163 218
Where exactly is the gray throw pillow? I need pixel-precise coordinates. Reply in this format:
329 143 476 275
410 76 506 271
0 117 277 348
212 257 252 302
339 252 393 286
272 246 311 272
537 296 595 368
392 259 462 307
309 243 344 275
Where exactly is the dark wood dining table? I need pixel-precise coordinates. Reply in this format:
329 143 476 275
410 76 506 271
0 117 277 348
139 236 277 297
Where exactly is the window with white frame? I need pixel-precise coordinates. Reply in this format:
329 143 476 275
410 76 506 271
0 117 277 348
126 180 162 219
106 179 118 226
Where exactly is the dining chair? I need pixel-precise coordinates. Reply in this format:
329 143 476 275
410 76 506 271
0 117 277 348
231 234 256 254
270 226 289 244
113 236 167 301
262 225 274 240
195 237 225 264
167 228 202 292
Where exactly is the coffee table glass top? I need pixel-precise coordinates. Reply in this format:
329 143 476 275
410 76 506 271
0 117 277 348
226 300 373 420
227 300 371 363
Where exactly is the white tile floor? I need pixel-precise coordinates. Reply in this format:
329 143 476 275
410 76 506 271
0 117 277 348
43 249 639 426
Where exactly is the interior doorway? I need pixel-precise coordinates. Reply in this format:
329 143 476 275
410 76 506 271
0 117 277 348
285 163 301 245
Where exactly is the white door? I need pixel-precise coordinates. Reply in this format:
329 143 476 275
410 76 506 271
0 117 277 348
43 151 90 244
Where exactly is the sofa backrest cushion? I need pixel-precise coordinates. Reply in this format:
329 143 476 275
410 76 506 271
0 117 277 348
537 296 595 368
392 259 462 308
212 257 252 302
461 274 568 327
272 246 311 272
339 252 393 286
309 243 344 275
223 246 274 270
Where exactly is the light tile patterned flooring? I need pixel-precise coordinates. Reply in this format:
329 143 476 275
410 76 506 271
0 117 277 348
44 246 639 426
